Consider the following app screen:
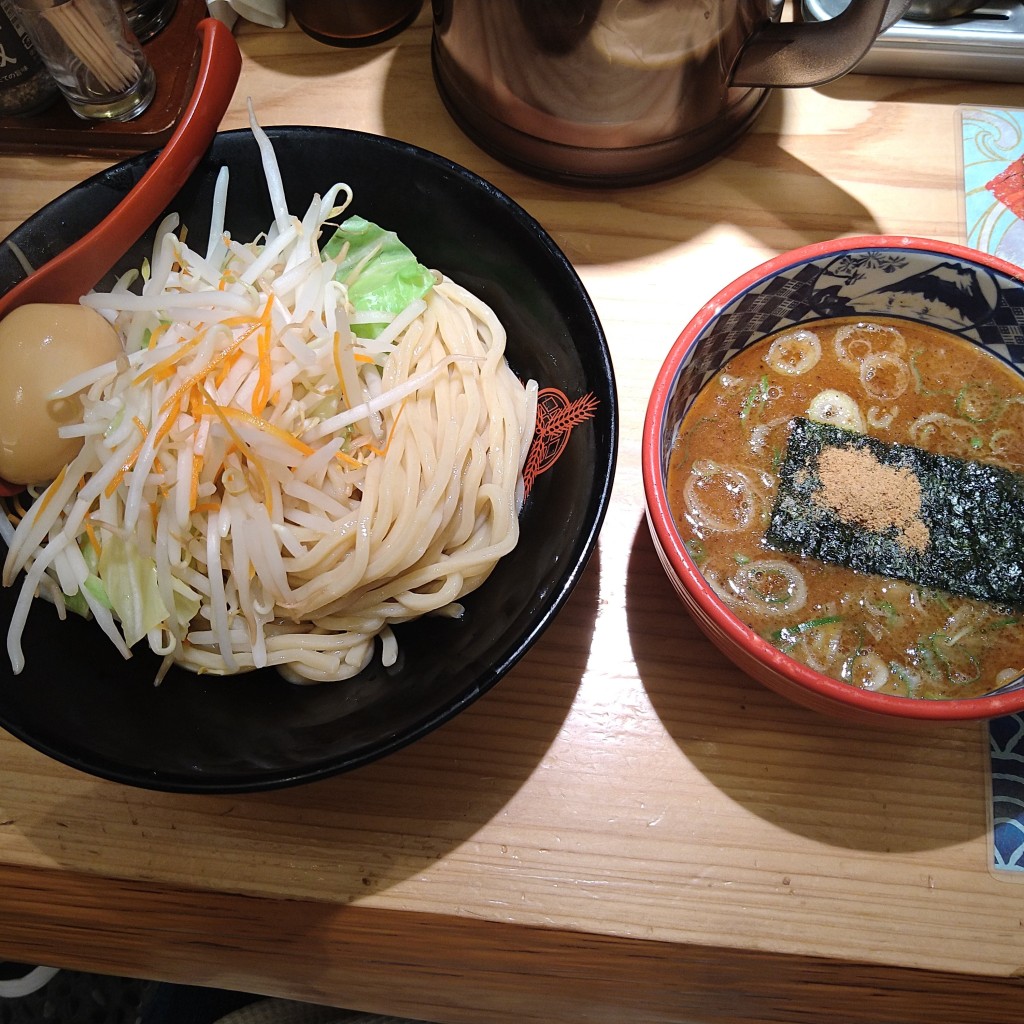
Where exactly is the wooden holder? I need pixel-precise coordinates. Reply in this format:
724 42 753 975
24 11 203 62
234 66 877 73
0 0 208 156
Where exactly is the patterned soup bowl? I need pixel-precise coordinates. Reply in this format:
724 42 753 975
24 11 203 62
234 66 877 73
642 236 1024 724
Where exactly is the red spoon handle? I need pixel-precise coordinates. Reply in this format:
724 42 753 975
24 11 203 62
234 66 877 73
0 17 241 498
0 17 241 322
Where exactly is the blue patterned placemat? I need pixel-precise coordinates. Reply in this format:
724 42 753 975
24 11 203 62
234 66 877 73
961 105 1024 265
960 104 1024 879
990 716 1024 874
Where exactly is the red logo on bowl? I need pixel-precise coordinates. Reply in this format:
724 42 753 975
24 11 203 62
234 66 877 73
522 388 599 499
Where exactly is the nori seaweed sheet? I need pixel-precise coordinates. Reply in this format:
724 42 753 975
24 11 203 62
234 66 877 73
765 418 1024 608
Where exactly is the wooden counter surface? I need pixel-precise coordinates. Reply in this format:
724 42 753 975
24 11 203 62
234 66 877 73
1 9 1023 1023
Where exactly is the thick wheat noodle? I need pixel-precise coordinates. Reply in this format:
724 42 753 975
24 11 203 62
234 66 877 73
4 279 536 683
277 284 530 644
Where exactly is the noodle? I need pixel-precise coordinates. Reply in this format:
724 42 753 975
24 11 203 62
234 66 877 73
2 129 538 684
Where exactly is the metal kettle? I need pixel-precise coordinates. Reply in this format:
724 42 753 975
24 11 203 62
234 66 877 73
431 0 912 185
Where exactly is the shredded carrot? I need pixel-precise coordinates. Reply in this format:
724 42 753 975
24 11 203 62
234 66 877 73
201 388 274 508
361 399 407 458
193 500 220 515
250 297 274 416
159 325 256 417
104 405 180 498
10 492 29 521
35 465 69 519
333 448 363 469
189 453 204 512
199 404 315 456
153 405 181 448
83 516 102 560
146 322 170 351
134 330 205 384
214 345 244 389
197 400 362 469
104 418 150 499
354 352 376 364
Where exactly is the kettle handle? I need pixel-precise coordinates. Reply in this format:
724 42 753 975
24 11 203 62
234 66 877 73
731 0 912 88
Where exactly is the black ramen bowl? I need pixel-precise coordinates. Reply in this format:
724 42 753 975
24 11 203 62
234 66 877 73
0 127 617 791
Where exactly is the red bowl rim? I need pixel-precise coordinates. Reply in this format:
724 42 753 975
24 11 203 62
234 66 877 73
642 234 1024 722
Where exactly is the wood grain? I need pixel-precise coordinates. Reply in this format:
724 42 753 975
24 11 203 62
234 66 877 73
1 9 1023 1023
1 862 1023 1024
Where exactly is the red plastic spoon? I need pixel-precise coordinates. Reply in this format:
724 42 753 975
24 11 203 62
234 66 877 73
0 17 241 496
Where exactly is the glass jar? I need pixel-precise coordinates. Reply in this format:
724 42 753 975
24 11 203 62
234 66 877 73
0 0 59 116
7 0 155 121
120 0 176 42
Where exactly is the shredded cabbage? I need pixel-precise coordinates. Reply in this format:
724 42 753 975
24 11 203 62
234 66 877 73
98 534 170 648
322 216 434 338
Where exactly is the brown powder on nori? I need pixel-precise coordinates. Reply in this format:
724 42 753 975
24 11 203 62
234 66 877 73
813 445 930 552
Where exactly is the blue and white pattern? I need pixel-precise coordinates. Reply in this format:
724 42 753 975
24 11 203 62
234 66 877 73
961 109 1024 878
990 714 1024 874
962 106 1024 269
657 243 1024 479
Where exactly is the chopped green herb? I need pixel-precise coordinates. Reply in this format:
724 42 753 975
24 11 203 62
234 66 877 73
869 599 898 625
983 616 1020 632
909 349 949 397
770 614 843 650
889 663 916 696
739 375 769 421
684 538 706 565
955 381 1005 423
927 633 981 686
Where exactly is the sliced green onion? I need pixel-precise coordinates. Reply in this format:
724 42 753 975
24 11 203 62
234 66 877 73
770 614 843 650
740 375 770 421
955 381 1005 423
807 389 864 432
927 632 982 687
684 538 706 565
765 329 821 376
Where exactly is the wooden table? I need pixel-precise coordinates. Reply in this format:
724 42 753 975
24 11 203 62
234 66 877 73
2 10 1023 1023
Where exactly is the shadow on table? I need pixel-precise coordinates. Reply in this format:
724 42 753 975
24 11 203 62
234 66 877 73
239 28 891 268
234 17 1021 274
386 83 892 269
9 548 601 905
624 514 989 855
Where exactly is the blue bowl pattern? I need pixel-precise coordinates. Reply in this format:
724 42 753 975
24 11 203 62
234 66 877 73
658 242 1024 484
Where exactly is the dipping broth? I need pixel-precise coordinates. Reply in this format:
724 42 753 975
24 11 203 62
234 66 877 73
667 316 1024 700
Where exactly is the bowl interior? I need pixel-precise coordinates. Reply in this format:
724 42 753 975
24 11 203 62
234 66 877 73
650 239 1024 714
0 127 617 791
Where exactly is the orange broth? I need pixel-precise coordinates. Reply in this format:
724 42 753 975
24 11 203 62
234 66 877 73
667 316 1024 700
